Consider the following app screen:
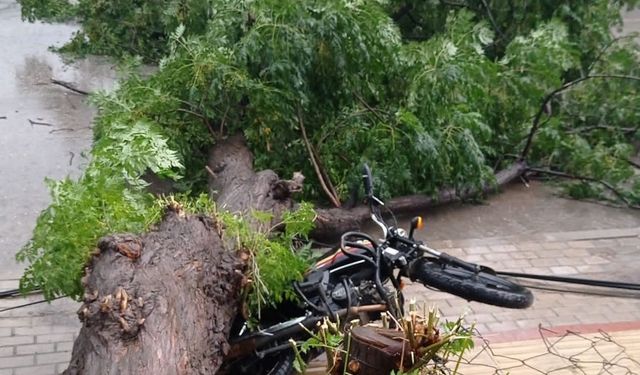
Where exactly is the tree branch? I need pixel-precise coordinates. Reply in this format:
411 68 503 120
479 0 505 40
51 78 91 96
520 74 640 160
624 158 640 169
297 108 341 208
312 161 529 241
354 92 386 124
587 34 639 73
527 167 639 209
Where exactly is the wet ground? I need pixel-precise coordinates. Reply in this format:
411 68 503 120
0 1 639 284
398 181 640 243
0 0 117 279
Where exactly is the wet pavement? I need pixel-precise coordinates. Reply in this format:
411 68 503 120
0 0 117 280
402 181 640 242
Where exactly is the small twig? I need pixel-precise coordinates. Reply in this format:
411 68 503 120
177 108 215 137
28 119 53 127
309 146 340 204
354 92 385 124
480 0 505 40
49 128 75 134
587 34 639 73
204 165 216 178
567 125 638 135
297 107 341 208
520 74 640 160
219 105 230 136
527 167 640 209
50 78 90 96
0 116 6 120
69 151 75 166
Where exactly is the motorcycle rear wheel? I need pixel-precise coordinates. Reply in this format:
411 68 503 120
411 258 533 309
223 349 295 375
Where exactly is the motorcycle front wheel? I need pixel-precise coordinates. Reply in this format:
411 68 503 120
410 258 534 309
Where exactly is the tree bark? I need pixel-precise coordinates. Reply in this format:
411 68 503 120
64 211 244 375
63 135 302 375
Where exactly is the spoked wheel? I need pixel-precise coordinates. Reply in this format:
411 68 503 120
410 258 534 309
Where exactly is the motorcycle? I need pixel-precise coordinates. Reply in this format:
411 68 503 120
221 165 533 374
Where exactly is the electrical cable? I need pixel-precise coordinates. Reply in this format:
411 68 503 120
520 282 640 299
495 271 640 291
0 295 66 313
0 288 21 298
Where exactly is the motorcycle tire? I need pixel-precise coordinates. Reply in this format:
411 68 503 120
266 350 296 375
223 349 296 375
410 258 534 309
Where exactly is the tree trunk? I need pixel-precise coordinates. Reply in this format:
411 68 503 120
63 135 302 375
64 212 243 375
312 160 528 241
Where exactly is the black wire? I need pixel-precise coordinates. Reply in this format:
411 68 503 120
0 288 43 299
523 283 640 299
0 288 22 298
0 296 66 313
341 231 378 250
316 283 336 320
496 271 640 291
382 202 398 228
293 282 324 314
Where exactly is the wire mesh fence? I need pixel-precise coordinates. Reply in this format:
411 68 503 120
305 325 640 374
454 325 640 375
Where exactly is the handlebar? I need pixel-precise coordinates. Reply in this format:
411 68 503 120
362 164 373 198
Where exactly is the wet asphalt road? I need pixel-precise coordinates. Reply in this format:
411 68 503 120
0 0 116 279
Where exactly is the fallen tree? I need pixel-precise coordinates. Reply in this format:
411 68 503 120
63 136 307 374
62 135 527 374
13 0 640 373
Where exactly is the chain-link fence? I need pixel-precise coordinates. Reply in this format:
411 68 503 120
454 326 640 375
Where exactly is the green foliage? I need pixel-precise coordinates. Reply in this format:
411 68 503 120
219 203 316 322
16 110 183 299
19 0 221 61
19 0 76 22
17 0 640 297
294 308 474 374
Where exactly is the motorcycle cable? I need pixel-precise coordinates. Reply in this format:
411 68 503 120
341 278 354 321
292 282 325 314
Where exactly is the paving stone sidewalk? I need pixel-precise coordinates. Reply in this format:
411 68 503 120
0 294 79 375
404 226 640 339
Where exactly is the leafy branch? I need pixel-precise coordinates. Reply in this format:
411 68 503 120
528 167 640 209
521 74 640 160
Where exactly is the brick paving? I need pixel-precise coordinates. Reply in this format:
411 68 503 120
1 227 638 374
404 227 640 339
0 289 79 375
